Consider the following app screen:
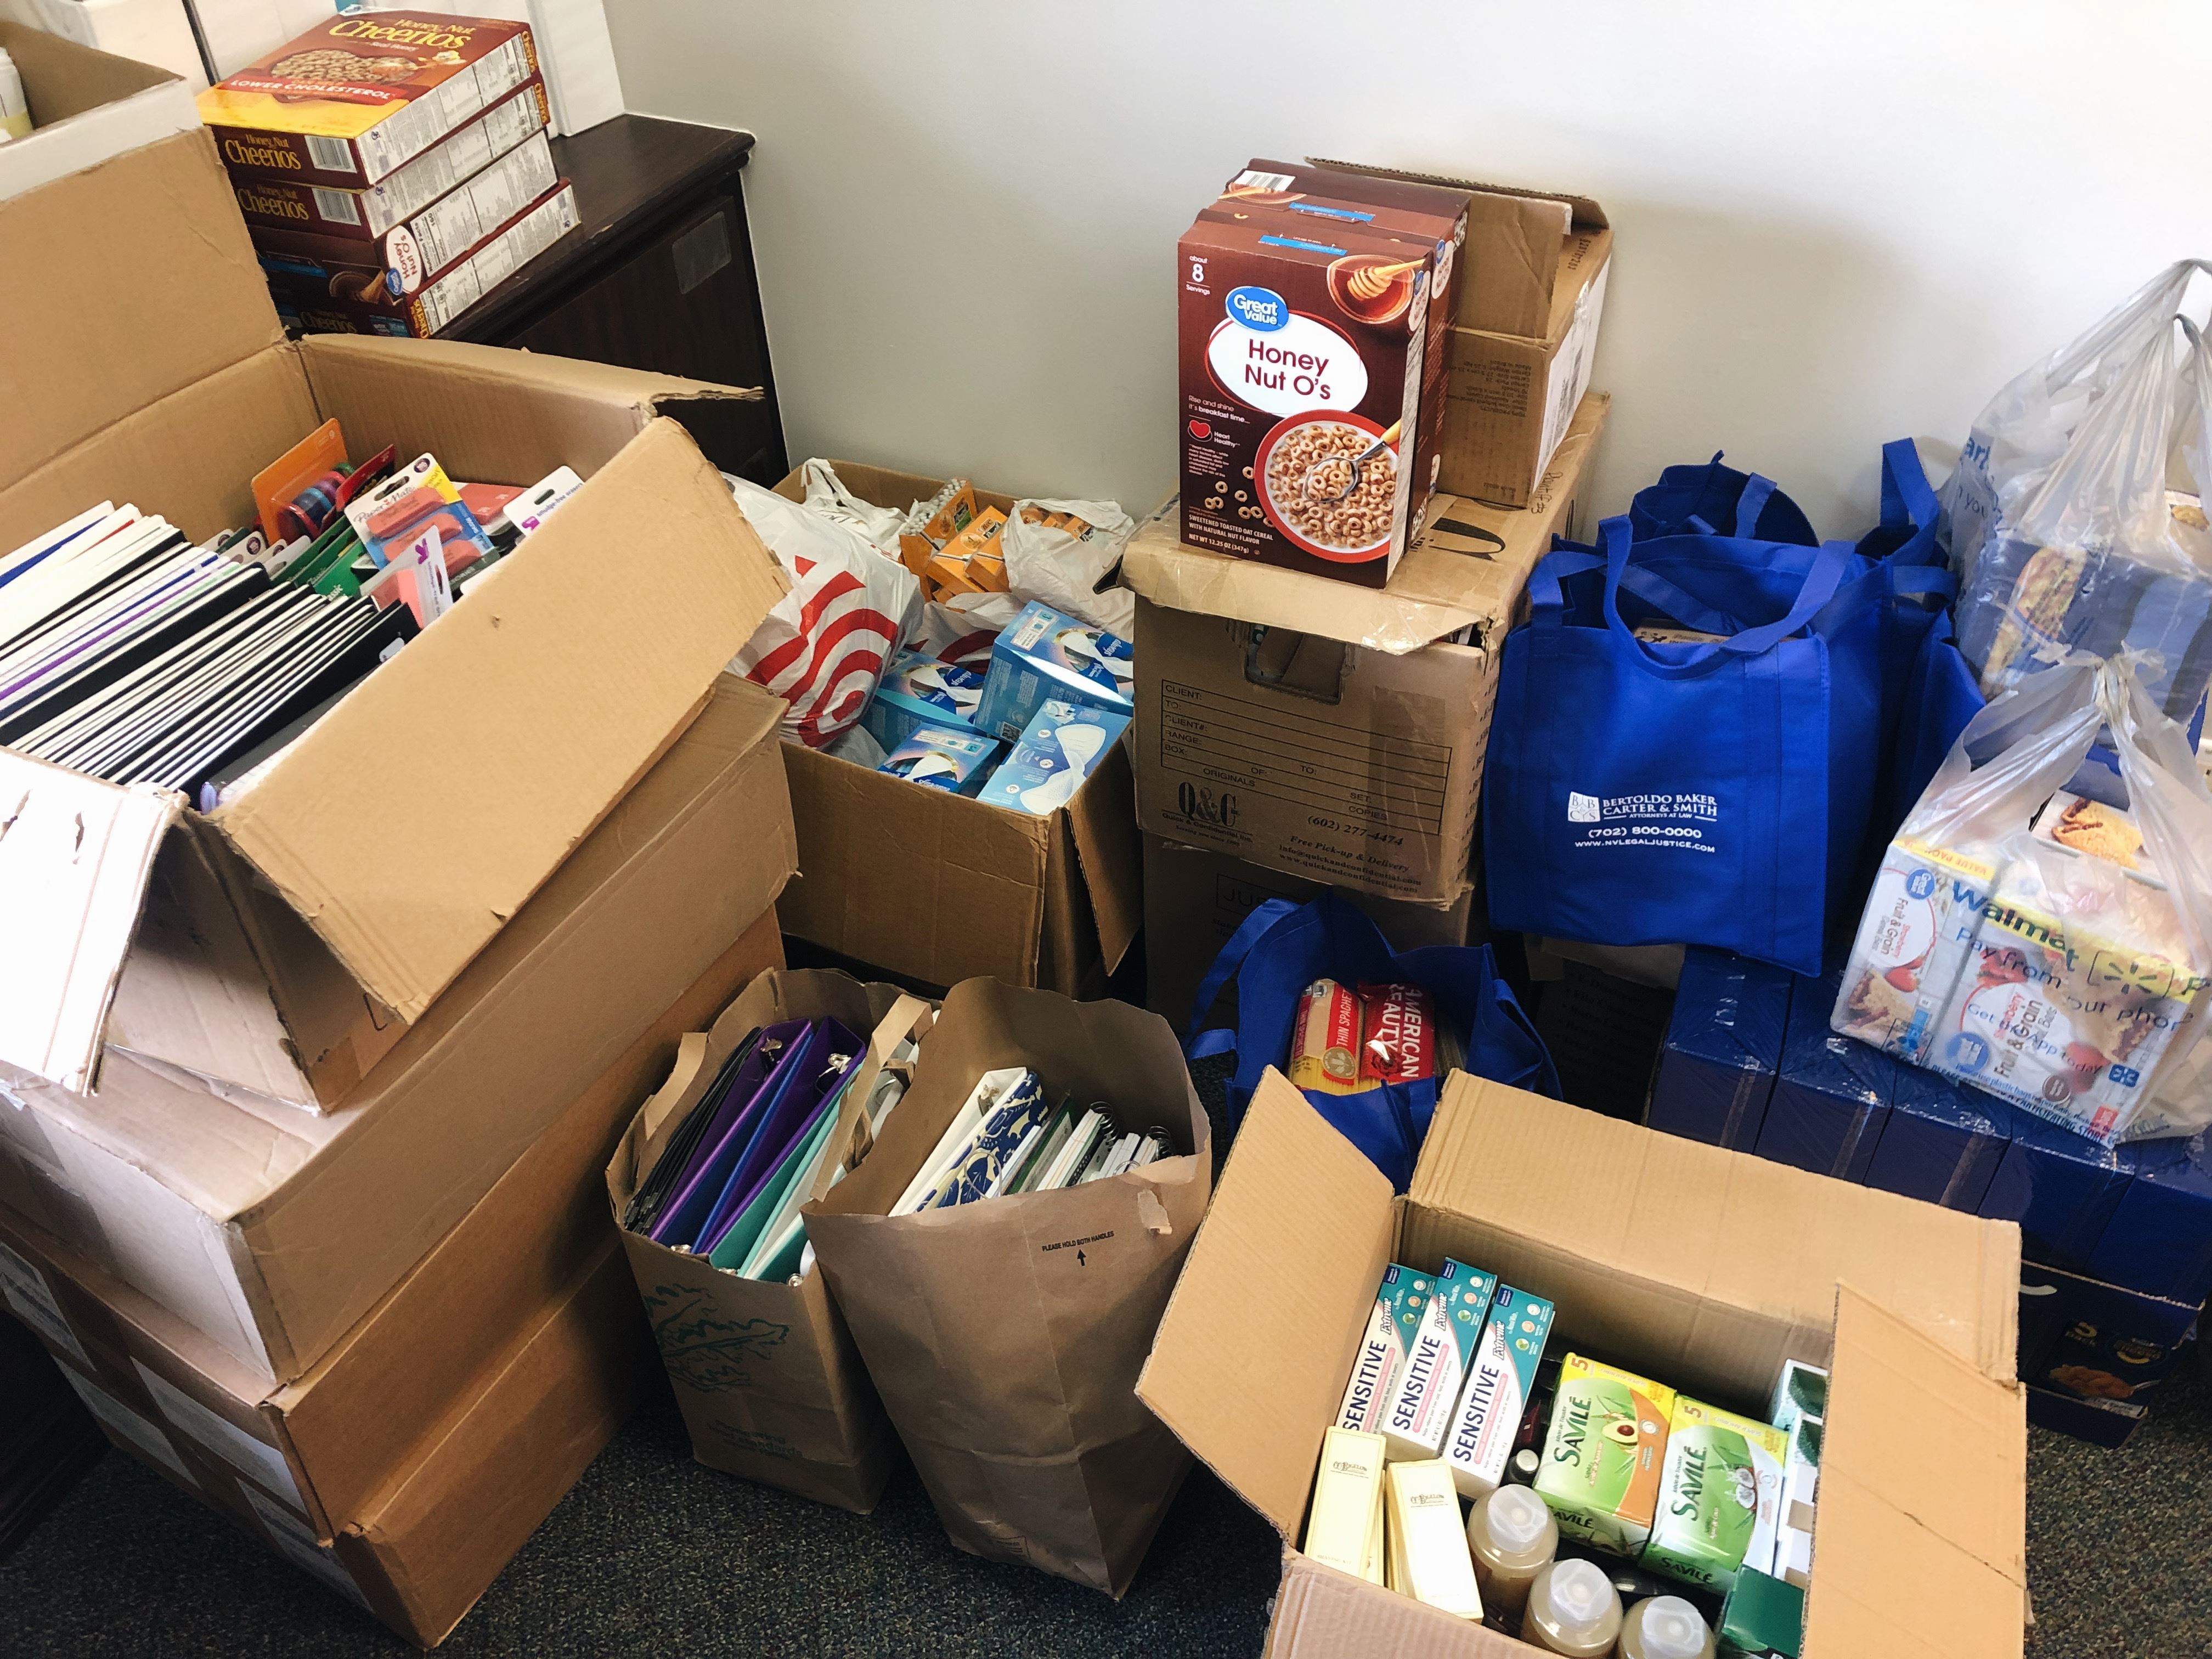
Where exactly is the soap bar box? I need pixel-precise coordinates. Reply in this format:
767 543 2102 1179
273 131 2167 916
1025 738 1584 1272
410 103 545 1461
1136 1073 2026 1659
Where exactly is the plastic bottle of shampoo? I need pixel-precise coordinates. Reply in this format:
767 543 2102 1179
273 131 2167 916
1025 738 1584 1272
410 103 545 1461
1465 1483 1558 1625
1617 1594 1717 1659
1523 1556 1623 1657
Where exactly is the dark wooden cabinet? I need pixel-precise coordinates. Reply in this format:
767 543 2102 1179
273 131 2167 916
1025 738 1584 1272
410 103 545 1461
449 115 788 486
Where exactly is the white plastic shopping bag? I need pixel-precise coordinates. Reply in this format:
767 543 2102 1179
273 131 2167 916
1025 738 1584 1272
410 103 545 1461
1000 498 1135 636
727 477 922 748
1835 656 2212 1142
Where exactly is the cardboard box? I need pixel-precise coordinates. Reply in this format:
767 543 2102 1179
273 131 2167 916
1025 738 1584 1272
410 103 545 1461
1138 1071 2027 1659
608 968 928 1513
768 461 1141 995
1126 393 1605 905
1647 947 1796 1150
0 894 776 1541
14 1227 646 1647
0 679 798 1383
0 22 202 204
2085 1134 2212 1305
1754 972 1892 1183
1865 1066 2014 1215
1976 1111 2130 1276
1321 165 1611 509
1141 834 1478 1029
2016 1259 2197 1450
0 120 781 1112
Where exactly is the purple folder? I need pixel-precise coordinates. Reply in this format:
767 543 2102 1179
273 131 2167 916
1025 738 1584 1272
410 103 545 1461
696 1019 860 1257
648 1019 811 1249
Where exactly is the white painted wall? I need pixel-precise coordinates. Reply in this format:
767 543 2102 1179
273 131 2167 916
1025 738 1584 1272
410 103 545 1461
605 0 2212 535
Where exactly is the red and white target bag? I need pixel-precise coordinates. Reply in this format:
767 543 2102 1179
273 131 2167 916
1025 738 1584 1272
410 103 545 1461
727 478 923 748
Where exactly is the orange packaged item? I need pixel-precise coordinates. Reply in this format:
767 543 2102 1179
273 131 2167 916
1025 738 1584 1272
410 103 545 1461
926 506 1011 598
1289 978 1365 1096
1357 983 1437 1086
898 481 980 577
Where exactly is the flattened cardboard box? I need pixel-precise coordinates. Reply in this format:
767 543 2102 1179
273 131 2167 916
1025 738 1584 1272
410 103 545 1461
1142 834 1478 1030
0 678 798 1383
770 461 1142 995
608 969 930 1513
0 901 777 1541
0 120 780 1115
1126 392 1606 905
1140 1073 2027 1658
18 1233 646 1649
805 980 1212 1596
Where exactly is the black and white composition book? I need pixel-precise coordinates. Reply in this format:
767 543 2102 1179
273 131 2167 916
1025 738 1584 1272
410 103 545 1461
0 503 417 800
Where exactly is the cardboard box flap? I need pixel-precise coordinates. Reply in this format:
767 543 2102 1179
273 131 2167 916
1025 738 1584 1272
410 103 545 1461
1137 1069 1393 1537
0 119 278 502
0 749 179 1094
1410 1078 2019 1383
1065 738 1141 973
0 25 202 206
1265 1545 1516 1657
1804 1288 2028 1659
1124 395 1607 654
208 416 786 1023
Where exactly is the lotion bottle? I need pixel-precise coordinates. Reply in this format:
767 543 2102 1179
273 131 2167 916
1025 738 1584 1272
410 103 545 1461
1523 1557 1624 1657
1465 1483 1557 1625
1616 1594 1717 1659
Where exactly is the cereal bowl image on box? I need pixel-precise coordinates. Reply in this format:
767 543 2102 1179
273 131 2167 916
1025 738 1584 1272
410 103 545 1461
1256 410 1399 562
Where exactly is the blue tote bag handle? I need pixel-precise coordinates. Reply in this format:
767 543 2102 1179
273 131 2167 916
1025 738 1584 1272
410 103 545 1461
1183 896 1300 1057
1595 517 1853 681
1531 545 1756 640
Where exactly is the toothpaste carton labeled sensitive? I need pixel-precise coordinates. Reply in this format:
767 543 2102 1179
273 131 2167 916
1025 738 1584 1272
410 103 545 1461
1535 1353 1678 1556
973 600 1134 742
1333 1263 1432 1434
1380 1259 1497 1462
1444 1284 1554 1499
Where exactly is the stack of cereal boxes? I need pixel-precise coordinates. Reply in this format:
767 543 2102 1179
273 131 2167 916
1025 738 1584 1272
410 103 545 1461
199 12 578 338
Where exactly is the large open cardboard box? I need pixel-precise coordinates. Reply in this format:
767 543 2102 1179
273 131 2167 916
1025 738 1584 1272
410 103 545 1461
0 114 785 1113
1140 1072 2027 1657
768 461 1142 994
0 678 798 1381
0 900 778 1544
1125 393 1605 906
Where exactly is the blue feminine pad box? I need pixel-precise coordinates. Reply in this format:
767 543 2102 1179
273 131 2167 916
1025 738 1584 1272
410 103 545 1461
1978 1110 2131 1273
2085 1133 2212 1305
974 600 1135 741
1755 971 1890 1182
1647 947 1794 1149
861 650 987 752
878 724 1001 795
985 701 1132 816
1865 1064 2015 1213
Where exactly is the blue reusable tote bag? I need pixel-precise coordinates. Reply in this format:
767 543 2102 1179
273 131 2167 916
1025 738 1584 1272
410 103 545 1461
1183 893 1558 1190
1485 518 1860 976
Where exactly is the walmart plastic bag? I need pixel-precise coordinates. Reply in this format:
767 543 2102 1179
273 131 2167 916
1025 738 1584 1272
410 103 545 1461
726 477 922 748
1835 656 2212 1143
1944 260 2210 582
1001 498 1135 636
1956 314 2212 726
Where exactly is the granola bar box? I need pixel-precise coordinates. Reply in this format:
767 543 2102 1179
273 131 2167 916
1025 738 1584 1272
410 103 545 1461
199 12 537 188
1177 212 1436 588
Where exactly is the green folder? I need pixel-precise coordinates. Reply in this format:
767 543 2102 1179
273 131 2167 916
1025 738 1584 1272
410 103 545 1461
275 515 352 583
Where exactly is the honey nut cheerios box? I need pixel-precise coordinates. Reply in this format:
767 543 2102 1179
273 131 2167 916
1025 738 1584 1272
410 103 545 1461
1177 211 1437 589
199 12 537 188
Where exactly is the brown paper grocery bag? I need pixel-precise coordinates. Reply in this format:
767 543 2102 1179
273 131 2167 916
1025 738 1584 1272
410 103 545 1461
607 968 931 1512
803 978 1212 1595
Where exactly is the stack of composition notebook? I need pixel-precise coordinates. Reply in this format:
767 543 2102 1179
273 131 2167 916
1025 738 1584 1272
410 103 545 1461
623 1017 913 1282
